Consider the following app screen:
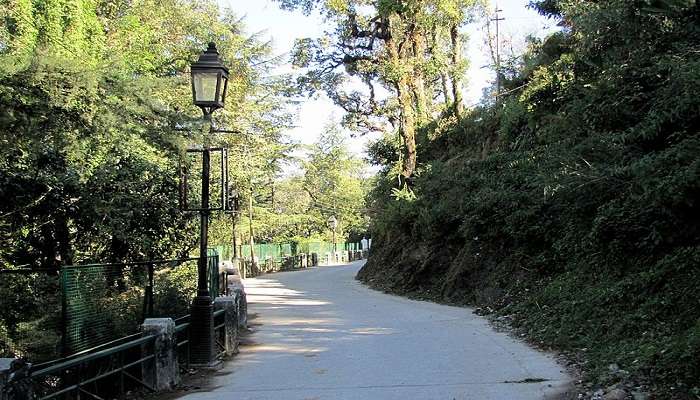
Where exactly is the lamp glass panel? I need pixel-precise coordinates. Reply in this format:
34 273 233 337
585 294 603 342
193 72 219 102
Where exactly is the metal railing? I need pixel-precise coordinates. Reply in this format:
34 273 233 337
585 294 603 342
174 315 191 372
213 309 226 360
1 250 231 399
5 333 158 400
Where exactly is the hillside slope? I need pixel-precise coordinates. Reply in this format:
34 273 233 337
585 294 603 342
358 1 700 398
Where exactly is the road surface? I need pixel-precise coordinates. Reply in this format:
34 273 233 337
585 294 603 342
179 260 570 400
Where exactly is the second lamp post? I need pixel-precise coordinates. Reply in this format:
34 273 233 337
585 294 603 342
189 42 229 366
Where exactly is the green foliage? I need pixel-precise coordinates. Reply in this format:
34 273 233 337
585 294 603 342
0 0 294 268
278 0 482 178
154 263 198 318
0 0 297 360
301 125 369 240
210 122 371 248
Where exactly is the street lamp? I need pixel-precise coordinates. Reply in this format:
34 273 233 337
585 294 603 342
191 42 229 116
190 42 228 366
327 215 338 254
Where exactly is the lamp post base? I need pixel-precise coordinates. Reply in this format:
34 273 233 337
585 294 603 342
189 295 216 366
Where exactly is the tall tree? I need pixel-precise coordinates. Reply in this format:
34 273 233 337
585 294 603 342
302 124 369 241
0 0 295 267
278 0 480 181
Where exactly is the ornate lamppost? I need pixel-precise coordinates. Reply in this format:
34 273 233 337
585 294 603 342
189 42 228 366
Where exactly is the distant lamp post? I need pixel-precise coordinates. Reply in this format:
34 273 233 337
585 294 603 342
327 215 338 254
191 43 229 116
189 42 228 366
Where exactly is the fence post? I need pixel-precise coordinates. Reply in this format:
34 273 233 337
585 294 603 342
141 318 179 391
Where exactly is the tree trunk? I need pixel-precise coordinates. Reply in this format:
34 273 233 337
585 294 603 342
387 22 417 180
441 73 451 108
247 188 255 278
56 215 72 266
411 26 429 124
450 24 463 119
109 234 128 291
41 222 57 269
429 26 452 109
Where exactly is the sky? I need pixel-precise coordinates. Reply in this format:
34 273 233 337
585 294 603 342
218 0 558 157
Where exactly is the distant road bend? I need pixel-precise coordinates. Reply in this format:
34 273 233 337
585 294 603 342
179 260 570 400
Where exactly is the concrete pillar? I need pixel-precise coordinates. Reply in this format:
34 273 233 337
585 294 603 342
1 358 32 400
235 290 248 329
0 358 12 400
229 258 241 275
141 318 179 391
1 359 13 400
226 276 247 330
214 297 239 357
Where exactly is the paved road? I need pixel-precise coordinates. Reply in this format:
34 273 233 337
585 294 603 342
180 261 570 400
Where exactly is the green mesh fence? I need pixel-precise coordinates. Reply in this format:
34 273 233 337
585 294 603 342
304 241 335 255
61 253 220 354
214 245 233 261
233 241 364 262
61 263 146 354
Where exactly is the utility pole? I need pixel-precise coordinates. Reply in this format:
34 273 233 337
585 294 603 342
491 5 505 99
332 224 337 253
231 214 238 259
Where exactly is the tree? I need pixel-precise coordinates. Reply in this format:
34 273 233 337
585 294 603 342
278 0 481 181
0 0 296 268
302 123 369 241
